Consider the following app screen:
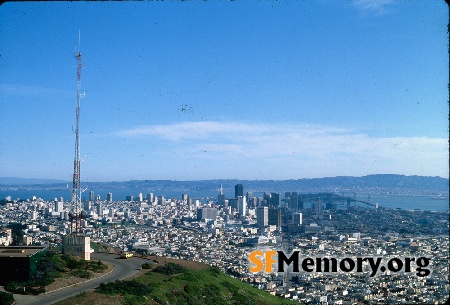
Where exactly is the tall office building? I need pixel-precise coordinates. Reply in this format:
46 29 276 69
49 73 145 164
181 194 189 206
228 198 237 211
257 206 268 228
246 191 253 203
147 193 153 204
271 193 281 208
138 193 143 202
107 192 113 202
89 191 95 202
235 184 243 197
298 199 304 210
218 183 225 205
55 201 64 213
256 197 264 206
248 197 257 208
315 200 323 219
237 196 247 216
197 207 218 221
290 195 299 210
292 212 302 225
97 203 103 216
83 201 91 212
285 197 291 209
268 208 282 227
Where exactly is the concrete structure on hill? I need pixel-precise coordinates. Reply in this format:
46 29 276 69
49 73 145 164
0 246 47 284
62 234 91 260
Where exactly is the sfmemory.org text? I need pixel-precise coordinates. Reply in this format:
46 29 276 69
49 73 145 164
249 250 431 277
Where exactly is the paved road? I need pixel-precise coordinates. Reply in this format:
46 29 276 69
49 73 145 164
7 253 147 305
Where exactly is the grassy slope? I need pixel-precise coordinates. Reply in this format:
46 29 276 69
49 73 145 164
56 265 298 305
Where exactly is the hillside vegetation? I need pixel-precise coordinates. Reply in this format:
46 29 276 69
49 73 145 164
4 251 108 295
56 263 297 305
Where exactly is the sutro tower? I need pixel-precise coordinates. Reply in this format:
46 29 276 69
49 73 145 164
71 32 85 234
63 32 91 261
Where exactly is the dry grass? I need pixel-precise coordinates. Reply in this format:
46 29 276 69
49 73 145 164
54 290 124 305
46 262 113 292
148 256 209 270
127 256 208 280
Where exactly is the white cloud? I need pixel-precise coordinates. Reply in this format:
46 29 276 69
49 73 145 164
117 121 350 141
116 121 448 178
352 0 397 15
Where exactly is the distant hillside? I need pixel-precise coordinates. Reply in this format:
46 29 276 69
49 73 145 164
55 261 296 305
1 174 447 193
0 177 68 185
87 174 448 193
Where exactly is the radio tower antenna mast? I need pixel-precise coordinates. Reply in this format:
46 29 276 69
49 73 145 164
63 31 91 261
71 30 85 234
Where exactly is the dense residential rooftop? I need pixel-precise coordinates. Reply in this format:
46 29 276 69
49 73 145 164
0 188 448 304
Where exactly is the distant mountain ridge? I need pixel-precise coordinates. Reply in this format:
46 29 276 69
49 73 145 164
0 177 68 185
0 174 448 193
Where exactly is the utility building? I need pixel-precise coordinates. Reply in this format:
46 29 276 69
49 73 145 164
0 246 47 284
62 234 91 260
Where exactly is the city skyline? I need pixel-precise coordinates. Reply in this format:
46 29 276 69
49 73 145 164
1 1 448 182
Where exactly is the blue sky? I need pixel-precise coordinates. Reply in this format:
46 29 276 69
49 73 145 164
0 0 448 181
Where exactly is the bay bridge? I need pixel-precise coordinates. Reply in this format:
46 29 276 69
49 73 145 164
294 192 376 207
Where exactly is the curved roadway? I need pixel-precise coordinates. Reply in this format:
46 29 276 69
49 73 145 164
9 253 147 305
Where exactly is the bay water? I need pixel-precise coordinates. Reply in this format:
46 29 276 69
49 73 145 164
1 189 448 212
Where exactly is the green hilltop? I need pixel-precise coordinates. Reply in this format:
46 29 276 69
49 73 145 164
56 262 298 305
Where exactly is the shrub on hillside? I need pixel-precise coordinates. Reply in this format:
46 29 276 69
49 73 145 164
71 269 91 278
4 281 21 294
208 265 221 276
61 255 87 270
0 291 14 305
97 280 152 296
179 269 198 282
88 260 108 272
4 281 45 295
152 262 185 275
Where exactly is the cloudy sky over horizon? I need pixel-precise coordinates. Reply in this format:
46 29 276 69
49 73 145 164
0 1 448 181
